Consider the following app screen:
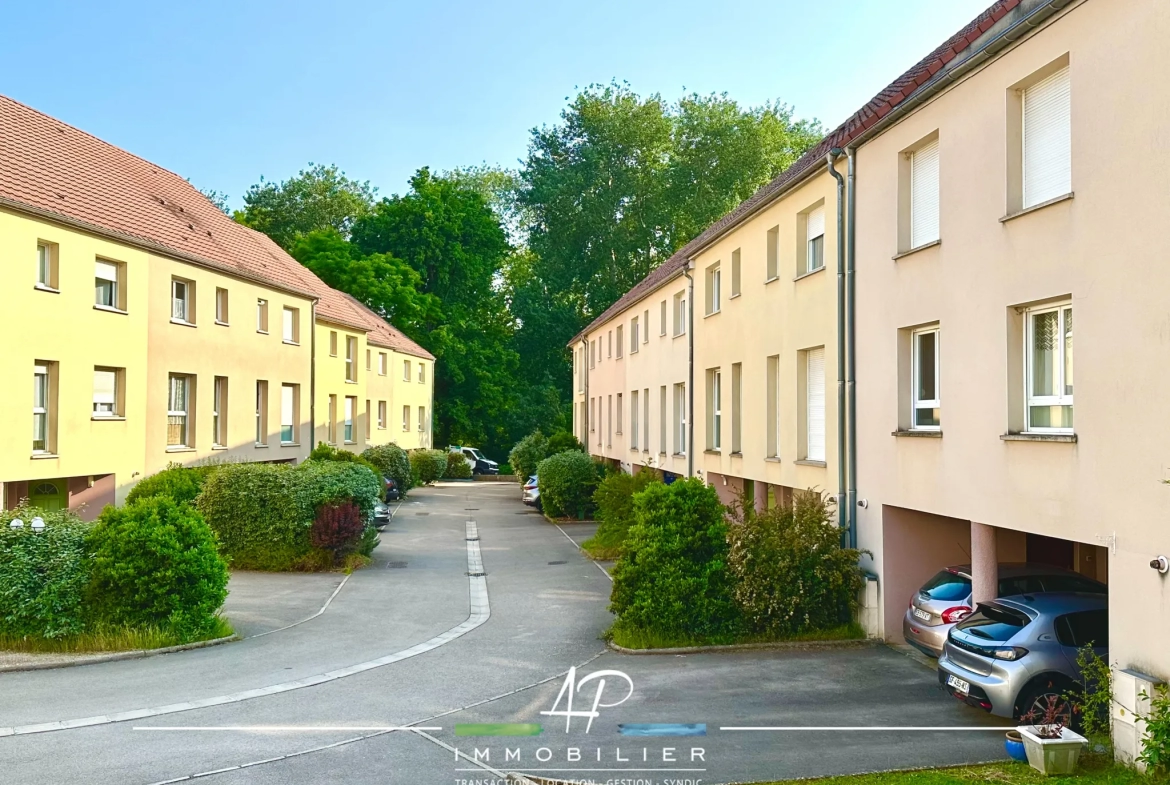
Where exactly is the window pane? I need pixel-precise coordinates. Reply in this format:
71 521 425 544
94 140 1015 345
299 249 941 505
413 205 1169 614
1063 307 1073 396
914 407 940 428
1031 310 1059 397
94 370 117 415
96 280 115 307
38 245 49 284
1029 405 1074 429
807 235 824 272
916 331 936 402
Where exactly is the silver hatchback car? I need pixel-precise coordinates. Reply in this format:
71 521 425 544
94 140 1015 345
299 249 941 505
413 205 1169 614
904 563 1105 657
938 593 1108 720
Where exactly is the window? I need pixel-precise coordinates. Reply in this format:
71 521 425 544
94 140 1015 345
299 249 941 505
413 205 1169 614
418 406 426 433
630 317 639 353
659 385 667 453
589 397 595 432
673 291 687 336
378 400 387 429
212 376 227 447
766 226 779 280
909 139 940 248
643 310 649 343
418 363 425 384
805 348 826 461
171 278 192 323
673 383 687 455
33 362 54 453
344 397 356 442
660 300 667 336
1022 66 1071 209
215 288 229 324
616 393 623 435
167 374 191 448
631 390 639 450
608 330 613 358
643 387 650 452
766 355 780 458
616 326 624 359
705 263 721 315
93 367 121 418
402 405 411 432
328 395 337 443
255 380 268 445
36 242 58 289
730 249 741 297
345 337 357 382
330 331 338 356
378 353 387 375
912 327 941 430
281 384 298 444
1054 610 1108 648
590 340 596 369
256 298 269 333
804 207 825 274
96 261 123 310
607 394 612 446
707 368 722 450
282 307 299 344
365 399 372 439
403 359 411 380
1026 303 1073 432
731 363 742 453
366 349 372 371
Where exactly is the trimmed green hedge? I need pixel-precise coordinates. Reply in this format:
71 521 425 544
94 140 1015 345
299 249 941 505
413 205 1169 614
509 430 549 482
582 469 662 559
363 443 414 496
410 449 448 485
0 505 90 639
126 462 217 506
196 461 380 570
445 450 473 479
536 450 601 519
87 497 229 641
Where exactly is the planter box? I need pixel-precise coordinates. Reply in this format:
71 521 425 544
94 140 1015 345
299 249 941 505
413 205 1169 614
1018 725 1087 775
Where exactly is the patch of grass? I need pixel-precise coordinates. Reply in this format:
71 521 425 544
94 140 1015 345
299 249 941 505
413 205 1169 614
580 531 622 560
607 621 866 650
754 757 1145 784
341 553 373 573
0 616 234 654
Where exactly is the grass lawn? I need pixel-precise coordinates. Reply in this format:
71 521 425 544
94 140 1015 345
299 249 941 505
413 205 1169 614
758 757 1155 784
0 616 235 654
608 621 866 650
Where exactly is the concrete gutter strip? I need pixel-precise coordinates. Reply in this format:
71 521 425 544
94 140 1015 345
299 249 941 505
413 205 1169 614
606 637 881 656
0 635 240 674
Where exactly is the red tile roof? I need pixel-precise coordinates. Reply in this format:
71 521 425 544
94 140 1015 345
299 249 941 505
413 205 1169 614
0 93 420 350
340 293 435 360
569 0 1023 346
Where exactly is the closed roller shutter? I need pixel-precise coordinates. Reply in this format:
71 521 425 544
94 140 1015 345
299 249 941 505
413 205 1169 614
1023 66 1071 208
807 347 825 462
910 139 940 248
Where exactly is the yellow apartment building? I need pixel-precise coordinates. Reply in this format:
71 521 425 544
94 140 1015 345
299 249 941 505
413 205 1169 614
0 94 433 518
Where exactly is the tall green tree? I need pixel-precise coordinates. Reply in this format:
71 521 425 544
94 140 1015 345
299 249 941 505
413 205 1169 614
239 163 376 250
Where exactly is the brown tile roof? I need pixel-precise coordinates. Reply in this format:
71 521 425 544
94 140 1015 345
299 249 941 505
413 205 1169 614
0 92 413 342
569 0 1022 346
339 293 435 360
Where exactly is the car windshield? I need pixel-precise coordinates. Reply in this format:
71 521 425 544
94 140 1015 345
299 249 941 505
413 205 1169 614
920 570 971 602
959 603 1031 642
469 449 483 460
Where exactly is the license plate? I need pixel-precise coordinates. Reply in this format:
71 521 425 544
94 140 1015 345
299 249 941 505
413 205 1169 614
947 674 970 695
913 607 931 622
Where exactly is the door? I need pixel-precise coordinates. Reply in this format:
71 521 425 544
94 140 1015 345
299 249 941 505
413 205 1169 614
29 480 67 512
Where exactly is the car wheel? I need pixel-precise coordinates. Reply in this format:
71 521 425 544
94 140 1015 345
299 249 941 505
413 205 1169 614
1015 677 1075 726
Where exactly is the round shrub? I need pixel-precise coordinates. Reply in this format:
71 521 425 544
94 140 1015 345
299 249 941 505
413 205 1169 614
362 443 414 496
0 505 90 639
410 449 448 485
308 442 384 478
546 431 584 455
536 450 601 519
126 463 212 506
583 469 662 558
445 450 473 479
87 497 228 642
508 430 549 483
727 490 866 636
609 479 738 641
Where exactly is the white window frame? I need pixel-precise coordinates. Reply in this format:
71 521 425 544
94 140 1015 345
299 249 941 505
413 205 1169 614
345 337 357 382
806 348 826 462
96 261 120 309
37 243 55 289
630 317 639 353
215 288 229 325
709 369 722 450
805 208 825 274
403 359 411 381
706 264 721 315
1024 302 1074 433
93 367 119 418
282 307 298 344
673 292 687 337
418 406 426 433
171 279 190 323
280 384 296 444
674 382 687 455
343 397 355 443
660 300 667 336
255 380 267 445
378 352 387 376
256 298 269 333
212 376 227 447
418 363 425 383
167 375 190 448
911 327 941 431
402 405 411 432
630 389 640 450
378 400 387 429
33 364 50 453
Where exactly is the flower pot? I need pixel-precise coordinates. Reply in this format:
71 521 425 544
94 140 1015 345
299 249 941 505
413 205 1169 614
1017 725 1087 775
1004 730 1028 762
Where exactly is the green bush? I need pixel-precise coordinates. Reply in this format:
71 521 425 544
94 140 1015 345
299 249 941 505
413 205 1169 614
410 449 448 485
126 463 214 506
0 505 90 639
445 450 473 479
87 497 229 642
308 442 384 478
582 469 662 559
726 490 866 637
196 460 380 570
609 479 738 641
509 430 549 482
546 431 584 455
362 443 414 497
536 450 601 519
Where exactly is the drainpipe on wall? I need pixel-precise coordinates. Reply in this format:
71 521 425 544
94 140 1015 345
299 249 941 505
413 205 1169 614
845 148 859 550
827 150 847 546
309 300 317 459
683 263 695 479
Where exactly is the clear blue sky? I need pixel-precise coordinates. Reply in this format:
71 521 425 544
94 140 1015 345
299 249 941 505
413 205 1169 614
3 0 991 209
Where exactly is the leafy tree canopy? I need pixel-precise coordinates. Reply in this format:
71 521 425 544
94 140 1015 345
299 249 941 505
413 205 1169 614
239 163 376 250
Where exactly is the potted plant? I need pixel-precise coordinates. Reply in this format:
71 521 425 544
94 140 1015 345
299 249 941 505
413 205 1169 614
1017 695 1088 775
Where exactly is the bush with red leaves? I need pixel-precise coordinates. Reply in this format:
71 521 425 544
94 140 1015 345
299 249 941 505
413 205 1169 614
311 501 365 560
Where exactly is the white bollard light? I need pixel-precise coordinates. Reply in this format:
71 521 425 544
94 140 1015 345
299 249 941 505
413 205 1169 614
9 518 24 530
30 517 45 533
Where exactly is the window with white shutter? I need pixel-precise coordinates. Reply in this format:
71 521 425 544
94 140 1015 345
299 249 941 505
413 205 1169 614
805 207 825 274
806 347 825 462
1022 66 1071 208
910 139 940 248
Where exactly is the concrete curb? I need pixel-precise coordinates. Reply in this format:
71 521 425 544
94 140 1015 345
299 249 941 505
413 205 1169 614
605 637 881 656
0 634 241 673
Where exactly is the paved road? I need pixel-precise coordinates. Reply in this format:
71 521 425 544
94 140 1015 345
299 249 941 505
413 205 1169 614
0 482 1009 784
